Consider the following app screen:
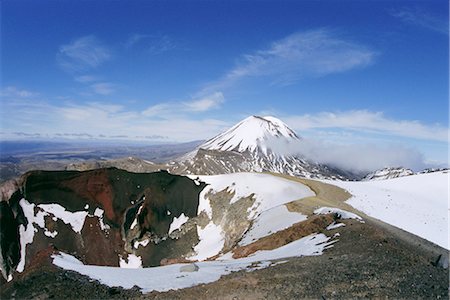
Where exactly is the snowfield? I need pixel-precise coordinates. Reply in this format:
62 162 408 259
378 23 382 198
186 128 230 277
52 233 334 293
327 171 449 249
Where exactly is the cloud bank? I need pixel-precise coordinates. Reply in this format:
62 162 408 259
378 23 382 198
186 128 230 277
266 136 428 174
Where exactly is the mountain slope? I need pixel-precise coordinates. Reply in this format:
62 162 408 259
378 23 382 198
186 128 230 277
200 115 298 154
176 116 353 180
362 167 414 181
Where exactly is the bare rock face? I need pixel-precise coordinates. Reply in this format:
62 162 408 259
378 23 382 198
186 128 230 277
0 168 206 281
206 188 256 253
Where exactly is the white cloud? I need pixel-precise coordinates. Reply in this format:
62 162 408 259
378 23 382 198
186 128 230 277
74 75 99 83
142 103 173 117
125 33 177 54
391 7 448 34
142 92 224 117
1 95 447 167
183 92 224 112
1 98 229 142
58 103 124 121
206 29 376 90
125 33 148 48
282 110 448 142
90 82 115 95
57 35 112 72
0 86 38 98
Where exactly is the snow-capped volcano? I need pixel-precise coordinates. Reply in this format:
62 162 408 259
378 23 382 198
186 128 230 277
174 116 352 180
200 116 298 154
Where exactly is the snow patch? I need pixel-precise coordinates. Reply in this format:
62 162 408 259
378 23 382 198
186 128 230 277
38 203 88 233
92 208 109 231
314 207 362 221
168 213 189 234
130 204 144 230
17 199 38 272
44 230 58 238
191 223 225 261
326 222 346 230
134 239 150 249
119 254 142 269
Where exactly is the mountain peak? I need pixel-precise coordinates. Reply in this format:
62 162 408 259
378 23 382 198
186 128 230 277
200 115 299 154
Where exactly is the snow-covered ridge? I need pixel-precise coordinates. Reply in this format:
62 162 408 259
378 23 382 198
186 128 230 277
362 167 449 181
362 167 414 181
200 115 298 155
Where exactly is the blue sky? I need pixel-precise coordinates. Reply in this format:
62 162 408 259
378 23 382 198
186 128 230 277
1 0 448 168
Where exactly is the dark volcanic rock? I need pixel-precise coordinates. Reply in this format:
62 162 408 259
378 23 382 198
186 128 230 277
0 168 206 281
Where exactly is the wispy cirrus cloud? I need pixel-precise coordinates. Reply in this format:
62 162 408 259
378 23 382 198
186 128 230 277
90 82 115 95
74 75 99 83
0 86 38 98
390 7 448 34
142 103 173 118
182 92 224 112
282 110 449 142
205 29 376 91
57 36 117 95
57 35 112 72
142 92 225 117
125 33 177 54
